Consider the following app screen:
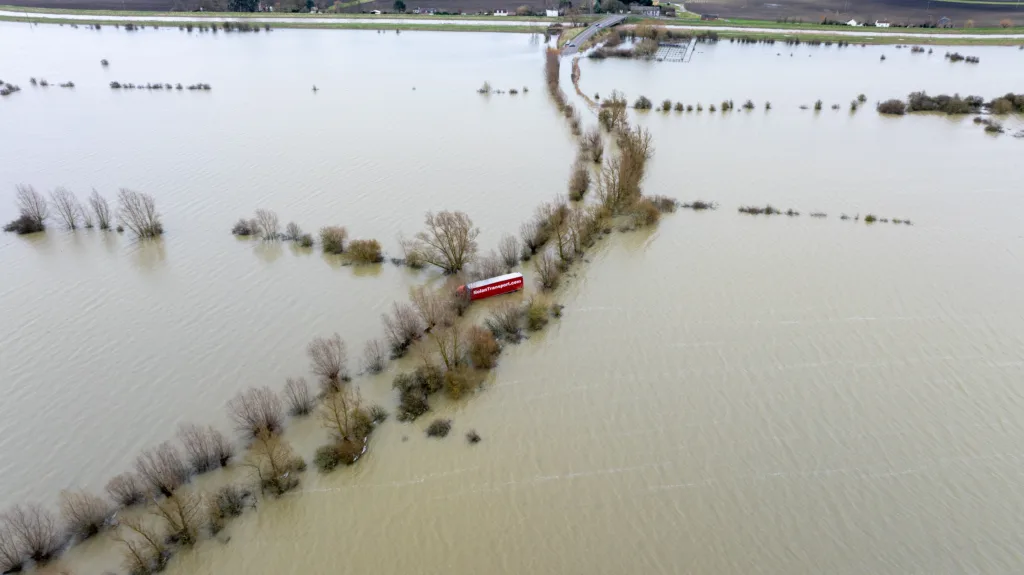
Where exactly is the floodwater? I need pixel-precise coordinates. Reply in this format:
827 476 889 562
3 23 1024 575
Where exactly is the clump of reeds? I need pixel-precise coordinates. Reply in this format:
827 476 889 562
738 205 781 215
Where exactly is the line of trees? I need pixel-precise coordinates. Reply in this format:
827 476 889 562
232 209 384 263
4 185 161 238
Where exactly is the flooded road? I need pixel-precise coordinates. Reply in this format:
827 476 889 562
2 24 1024 575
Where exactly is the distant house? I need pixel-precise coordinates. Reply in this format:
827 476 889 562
700 13 719 20
494 8 509 15
937 16 951 27
629 3 661 16
846 18 860 26
546 8 559 16
661 6 676 16
874 20 890 27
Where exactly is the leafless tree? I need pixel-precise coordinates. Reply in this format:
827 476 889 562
227 386 284 438
117 188 163 238
409 285 453 331
283 221 302 241
282 377 314 416
177 424 232 473
88 189 112 230
15 184 48 227
152 492 203 546
519 220 545 255
534 250 561 291
0 520 24 574
105 472 144 507
381 301 423 357
429 324 467 371
135 442 190 497
0 504 64 563
307 334 348 393
59 490 112 540
113 516 167 574
398 236 425 268
498 234 520 268
244 430 303 496
409 211 479 274
486 301 524 342
362 339 386 374
319 386 365 443
469 250 507 281
49 187 82 230
568 160 591 202
581 127 604 162
254 208 279 240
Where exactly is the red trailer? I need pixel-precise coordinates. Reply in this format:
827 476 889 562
457 272 524 301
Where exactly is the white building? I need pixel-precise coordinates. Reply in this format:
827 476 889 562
546 8 559 16
494 9 509 15
846 19 860 26
875 20 891 27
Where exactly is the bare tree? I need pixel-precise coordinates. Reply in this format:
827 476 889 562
151 492 203 546
283 221 302 241
50 187 82 230
469 250 506 281
319 386 364 443
135 442 190 497
254 208 279 240
498 234 520 268
227 386 284 438
410 211 479 273
106 472 144 507
177 424 232 473
15 184 48 227
113 516 167 574
362 339 386 374
88 189 112 230
244 430 303 496
59 490 112 540
282 377 314 416
486 301 524 342
568 160 591 201
0 504 64 563
117 188 163 238
429 324 467 371
534 250 561 291
409 285 453 332
381 301 423 357
307 334 348 393
581 127 604 162
0 520 24 574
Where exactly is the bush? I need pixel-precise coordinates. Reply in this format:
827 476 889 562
298 233 314 248
649 195 677 213
534 251 561 291
348 239 383 263
307 333 349 391
634 95 652 110
59 490 112 540
135 442 190 497
283 377 314 416
362 339 387 374
3 214 44 234
369 404 389 423
813 99 823 111
742 99 754 110
580 127 603 163
426 419 452 438
117 189 162 238
444 367 473 399
177 424 232 473
991 98 1015 114
283 221 302 241
681 200 716 210
0 504 64 564
631 198 661 226
661 99 672 112
674 102 684 111
381 302 423 357
466 430 482 444
227 386 284 438
212 484 251 520
738 205 781 215
313 442 364 472
568 161 590 202
468 326 500 369
877 99 906 115
498 234 520 268
105 473 144 507
526 298 550 331
393 364 444 421
320 226 348 254
486 301 523 342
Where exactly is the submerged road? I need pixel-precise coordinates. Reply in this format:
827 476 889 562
562 14 626 56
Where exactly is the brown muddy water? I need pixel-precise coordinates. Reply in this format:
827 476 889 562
2 24 1024 575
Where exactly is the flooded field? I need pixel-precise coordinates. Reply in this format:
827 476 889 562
2 23 1024 575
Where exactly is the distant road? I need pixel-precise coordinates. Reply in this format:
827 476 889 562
562 14 626 56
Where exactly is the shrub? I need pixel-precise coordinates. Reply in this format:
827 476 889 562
3 214 44 234
709 104 716 112
369 404 388 423
857 94 867 102
444 367 473 399
681 200 716 210
649 195 677 213
468 326 500 369
348 239 383 263
877 99 906 115
674 102 684 111
498 233 520 268
631 198 661 226
283 221 302 241
314 442 364 472
381 301 423 357
393 364 444 421
0 523 22 574
283 377 315 416
426 419 452 438
362 339 387 374
466 430 482 444
177 424 232 473
765 101 771 110
813 99 822 111
486 301 523 342
320 226 348 254
738 205 781 215
308 333 349 392
526 298 550 331
634 95 652 110
568 161 590 202
59 490 112 540
117 189 162 238
864 214 877 223
101 59 109 66
991 98 1014 114
105 473 144 507
151 492 203 546
247 431 303 496
227 386 284 438
298 233 314 247
580 127 604 163
135 442 190 497
212 484 251 521
232 218 258 236
0 504 64 564
660 99 672 112
743 99 754 110
984 121 1004 133
534 251 561 291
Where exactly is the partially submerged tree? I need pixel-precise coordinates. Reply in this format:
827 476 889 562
282 377 315 416
498 233 520 268
568 160 590 201
106 472 145 507
468 326 500 369
362 339 386 374
307 333 349 393
0 504 64 564
88 189 112 230
254 208 279 240
409 211 479 274
5 185 48 234
177 424 233 473
409 285 452 332
227 386 284 438
244 430 304 496
59 490 112 540
319 386 370 444
50 187 83 230
381 301 423 357
319 226 348 254
117 189 163 238
151 492 203 546
348 239 383 264
0 521 22 575
113 516 168 575
534 250 561 291
429 324 466 371
134 441 191 497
